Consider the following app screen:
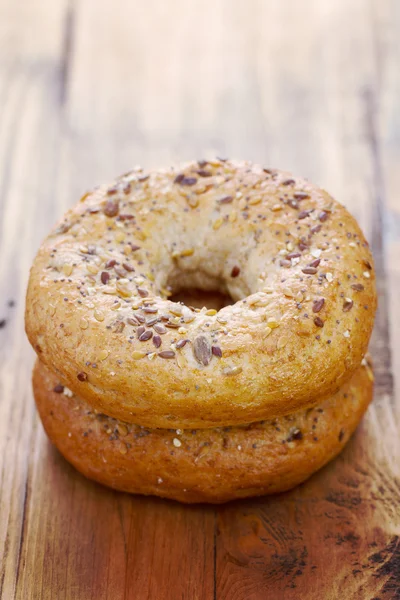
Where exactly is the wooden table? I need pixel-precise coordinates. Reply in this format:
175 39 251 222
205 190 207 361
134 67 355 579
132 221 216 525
1 1 400 598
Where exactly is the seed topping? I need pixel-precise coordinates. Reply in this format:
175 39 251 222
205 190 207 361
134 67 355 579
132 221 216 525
314 317 324 328
193 335 212 366
159 350 176 359
104 199 119 217
312 298 325 313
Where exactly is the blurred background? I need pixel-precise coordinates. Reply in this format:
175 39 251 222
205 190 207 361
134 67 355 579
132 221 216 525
1 0 398 235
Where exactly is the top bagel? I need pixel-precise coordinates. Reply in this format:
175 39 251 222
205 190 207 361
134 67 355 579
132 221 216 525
25 160 376 429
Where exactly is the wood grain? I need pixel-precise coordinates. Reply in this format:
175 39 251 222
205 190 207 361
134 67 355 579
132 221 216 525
214 2 400 598
0 0 399 598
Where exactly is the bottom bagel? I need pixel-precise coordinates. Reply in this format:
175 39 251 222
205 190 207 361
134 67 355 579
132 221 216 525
33 359 373 504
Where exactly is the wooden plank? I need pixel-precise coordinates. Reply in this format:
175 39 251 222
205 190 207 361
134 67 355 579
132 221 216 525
376 0 400 413
0 1 69 597
215 1 400 598
6 1 217 598
14 449 214 600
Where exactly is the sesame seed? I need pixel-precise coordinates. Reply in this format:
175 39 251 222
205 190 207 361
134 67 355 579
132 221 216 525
116 280 132 298
311 248 322 258
283 288 294 298
173 438 182 447
132 351 146 360
343 330 350 338
213 218 223 230
94 310 105 322
115 231 126 243
223 366 243 376
180 248 194 257
326 272 333 282
118 424 128 436
187 197 199 208
98 349 109 361
267 318 280 329
62 264 73 276
277 336 289 349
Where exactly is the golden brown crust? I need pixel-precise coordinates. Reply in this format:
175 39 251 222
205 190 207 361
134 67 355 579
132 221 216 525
26 160 377 428
33 359 374 504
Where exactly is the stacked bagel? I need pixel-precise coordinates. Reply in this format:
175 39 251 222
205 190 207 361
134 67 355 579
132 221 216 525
26 160 376 503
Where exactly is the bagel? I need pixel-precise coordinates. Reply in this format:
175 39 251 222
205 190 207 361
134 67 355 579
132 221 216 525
33 359 373 503
26 160 377 428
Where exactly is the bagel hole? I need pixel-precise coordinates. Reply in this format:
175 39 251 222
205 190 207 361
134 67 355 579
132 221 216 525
169 288 234 311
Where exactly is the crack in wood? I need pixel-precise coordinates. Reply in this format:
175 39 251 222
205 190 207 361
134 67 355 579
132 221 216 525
59 0 76 105
362 85 394 402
